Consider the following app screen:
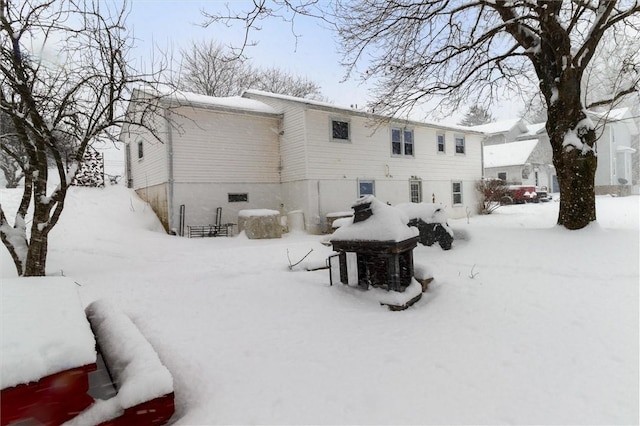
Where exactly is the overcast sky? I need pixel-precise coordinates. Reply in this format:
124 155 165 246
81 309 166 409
125 0 525 125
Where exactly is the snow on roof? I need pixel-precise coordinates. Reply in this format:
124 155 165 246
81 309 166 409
524 122 546 136
1 277 96 389
135 87 279 115
483 139 539 168
467 118 525 135
243 90 484 134
330 196 419 242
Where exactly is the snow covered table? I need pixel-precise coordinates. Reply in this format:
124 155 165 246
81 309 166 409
1 278 97 425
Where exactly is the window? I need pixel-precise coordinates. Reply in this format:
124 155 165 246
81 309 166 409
437 133 445 153
391 127 414 156
455 136 465 154
409 179 422 203
452 181 463 205
358 179 375 197
392 128 402 155
404 129 414 156
332 119 350 141
137 141 144 159
228 193 248 202
498 172 507 181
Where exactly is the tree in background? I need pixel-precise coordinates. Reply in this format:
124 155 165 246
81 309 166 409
204 0 640 230
0 110 25 188
175 39 323 99
458 105 494 127
0 0 166 276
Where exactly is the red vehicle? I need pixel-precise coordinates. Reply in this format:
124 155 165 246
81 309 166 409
503 185 538 204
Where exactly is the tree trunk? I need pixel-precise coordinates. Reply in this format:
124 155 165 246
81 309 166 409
546 86 598 230
552 139 598 229
23 230 48 276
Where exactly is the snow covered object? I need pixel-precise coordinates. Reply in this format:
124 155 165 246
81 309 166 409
329 196 422 310
68 300 175 426
1 278 98 425
395 202 454 250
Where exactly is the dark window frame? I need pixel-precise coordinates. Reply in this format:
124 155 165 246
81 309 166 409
331 119 350 141
437 133 446 153
452 180 463 205
391 127 415 157
228 193 249 202
455 135 465 154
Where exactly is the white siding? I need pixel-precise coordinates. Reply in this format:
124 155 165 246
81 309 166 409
172 182 283 232
121 112 170 190
241 94 308 182
170 106 281 183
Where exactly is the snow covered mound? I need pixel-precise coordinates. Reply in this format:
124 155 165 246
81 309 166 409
68 300 174 425
1 278 96 390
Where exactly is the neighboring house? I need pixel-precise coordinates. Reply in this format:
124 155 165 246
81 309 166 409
120 89 484 235
590 108 639 194
475 108 638 195
483 138 555 191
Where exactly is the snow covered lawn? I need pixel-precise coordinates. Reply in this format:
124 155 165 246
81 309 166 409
1 186 638 424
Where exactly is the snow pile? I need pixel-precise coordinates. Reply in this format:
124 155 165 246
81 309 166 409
0 186 638 424
331 195 419 242
0 278 96 389
67 299 174 425
395 202 449 226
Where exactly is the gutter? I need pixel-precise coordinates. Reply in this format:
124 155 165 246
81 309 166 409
165 108 175 234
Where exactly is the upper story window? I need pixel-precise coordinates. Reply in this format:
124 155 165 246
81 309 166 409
332 119 350 141
391 127 414 156
437 133 445 153
455 135 465 154
137 141 144 160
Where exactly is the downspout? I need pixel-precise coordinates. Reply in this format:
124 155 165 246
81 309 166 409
165 109 175 234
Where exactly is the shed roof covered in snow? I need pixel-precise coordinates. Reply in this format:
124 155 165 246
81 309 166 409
483 139 539 168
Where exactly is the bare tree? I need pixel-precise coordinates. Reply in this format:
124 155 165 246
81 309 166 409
0 110 25 187
458 105 494 127
176 39 256 97
204 0 640 230
175 39 323 99
0 0 165 276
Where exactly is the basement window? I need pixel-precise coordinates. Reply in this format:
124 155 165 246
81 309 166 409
228 193 248 202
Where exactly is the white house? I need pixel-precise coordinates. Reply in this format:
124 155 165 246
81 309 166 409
120 89 484 235
475 108 639 195
483 138 556 191
590 108 639 193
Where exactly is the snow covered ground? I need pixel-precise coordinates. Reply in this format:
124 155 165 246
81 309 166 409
1 185 638 425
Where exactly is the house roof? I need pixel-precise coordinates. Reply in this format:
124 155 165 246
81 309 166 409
132 87 281 117
484 139 538 168
467 118 526 135
167 90 280 115
242 89 485 135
